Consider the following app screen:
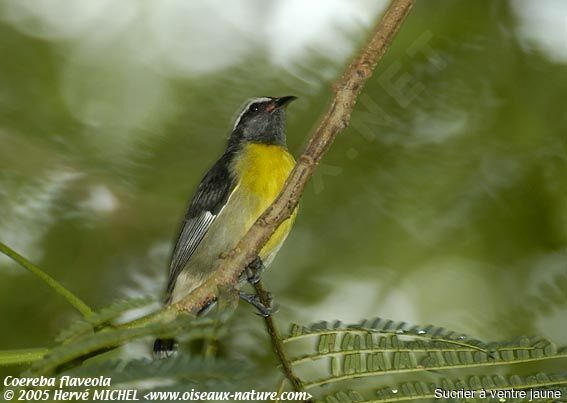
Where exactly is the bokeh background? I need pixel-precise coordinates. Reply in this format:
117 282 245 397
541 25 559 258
1 0 566 380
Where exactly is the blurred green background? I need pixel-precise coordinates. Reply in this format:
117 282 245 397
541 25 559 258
0 0 566 378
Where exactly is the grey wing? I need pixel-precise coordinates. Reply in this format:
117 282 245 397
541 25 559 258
165 151 237 300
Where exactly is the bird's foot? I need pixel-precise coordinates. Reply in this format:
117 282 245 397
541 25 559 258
239 291 274 317
245 256 265 285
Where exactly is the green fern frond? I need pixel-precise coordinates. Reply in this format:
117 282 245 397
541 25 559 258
32 314 215 375
320 372 567 402
286 318 488 352
292 333 492 366
55 296 156 343
301 336 566 389
285 319 567 397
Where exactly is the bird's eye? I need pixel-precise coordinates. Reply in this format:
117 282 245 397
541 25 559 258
251 105 259 112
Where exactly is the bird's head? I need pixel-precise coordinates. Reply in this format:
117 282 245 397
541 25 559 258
229 96 297 147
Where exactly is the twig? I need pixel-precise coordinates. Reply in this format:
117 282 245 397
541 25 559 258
173 0 415 313
274 377 286 403
0 241 94 318
0 347 49 366
254 280 303 392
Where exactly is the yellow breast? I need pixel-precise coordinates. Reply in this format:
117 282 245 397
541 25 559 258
232 143 296 200
231 143 297 262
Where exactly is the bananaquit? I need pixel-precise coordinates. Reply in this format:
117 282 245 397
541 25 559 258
154 96 298 356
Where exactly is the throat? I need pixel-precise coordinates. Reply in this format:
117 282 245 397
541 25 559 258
232 143 296 199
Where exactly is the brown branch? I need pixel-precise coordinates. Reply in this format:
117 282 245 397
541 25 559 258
173 0 415 314
253 280 303 392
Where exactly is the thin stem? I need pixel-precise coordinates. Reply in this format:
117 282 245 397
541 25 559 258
115 305 179 329
254 280 303 392
0 241 93 318
0 348 50 366
274 377 286 403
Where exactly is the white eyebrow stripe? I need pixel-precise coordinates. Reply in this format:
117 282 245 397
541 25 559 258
232 97 273 130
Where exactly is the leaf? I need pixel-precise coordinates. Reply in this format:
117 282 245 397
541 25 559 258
0 348 49 366
320 372 567 402
285 318 488 352
55 296 156 343
0 241 93 317
31 314 215 375
285 319 567 394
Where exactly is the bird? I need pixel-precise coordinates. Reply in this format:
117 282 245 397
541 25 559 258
154 96 298 357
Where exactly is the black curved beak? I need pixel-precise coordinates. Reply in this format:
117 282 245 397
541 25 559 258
274 95 298 108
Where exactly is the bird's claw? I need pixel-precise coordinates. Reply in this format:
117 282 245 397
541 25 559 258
245 256 265 285
239 292 274 317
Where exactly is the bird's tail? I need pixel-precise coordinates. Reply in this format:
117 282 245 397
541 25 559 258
153 338 177 359
153 297 217 358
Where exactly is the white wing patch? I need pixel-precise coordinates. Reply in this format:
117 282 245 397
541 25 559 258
167 183 240 297
169 210 216 275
